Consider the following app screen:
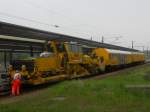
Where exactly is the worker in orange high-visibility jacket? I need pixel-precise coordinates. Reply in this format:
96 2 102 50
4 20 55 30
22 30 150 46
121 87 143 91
11 71 21 96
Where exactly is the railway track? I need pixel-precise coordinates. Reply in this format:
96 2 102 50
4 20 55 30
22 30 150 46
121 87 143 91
89 62 150 80
0 62 149 100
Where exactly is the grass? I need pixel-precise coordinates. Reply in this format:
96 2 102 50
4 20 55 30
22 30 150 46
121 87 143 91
1 64 150 112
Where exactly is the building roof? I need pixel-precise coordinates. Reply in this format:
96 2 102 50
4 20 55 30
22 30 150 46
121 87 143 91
0 21 138 52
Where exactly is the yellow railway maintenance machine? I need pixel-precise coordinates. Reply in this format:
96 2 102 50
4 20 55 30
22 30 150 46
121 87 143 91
7 41 145 85
8 41 93 85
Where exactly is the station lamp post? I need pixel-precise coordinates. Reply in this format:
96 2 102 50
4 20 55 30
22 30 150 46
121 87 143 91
132 41 134 49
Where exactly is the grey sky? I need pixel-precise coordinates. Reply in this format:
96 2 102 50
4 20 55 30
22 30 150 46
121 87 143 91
0 0 150 50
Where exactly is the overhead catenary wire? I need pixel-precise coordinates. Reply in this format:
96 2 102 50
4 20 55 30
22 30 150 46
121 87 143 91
7 0 125 42
20 0 101 38
0 2 133 48
21 0 80 26
0 12 57 28
0 12 94 39
0 12 133 49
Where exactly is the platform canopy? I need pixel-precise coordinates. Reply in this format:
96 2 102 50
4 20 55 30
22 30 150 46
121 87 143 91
0 21 138 52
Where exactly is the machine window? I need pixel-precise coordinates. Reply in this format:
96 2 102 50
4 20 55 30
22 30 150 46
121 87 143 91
69 44 78 53
78 45 83 53
46 44 54 52
56 43 65 52
68 43 83 54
